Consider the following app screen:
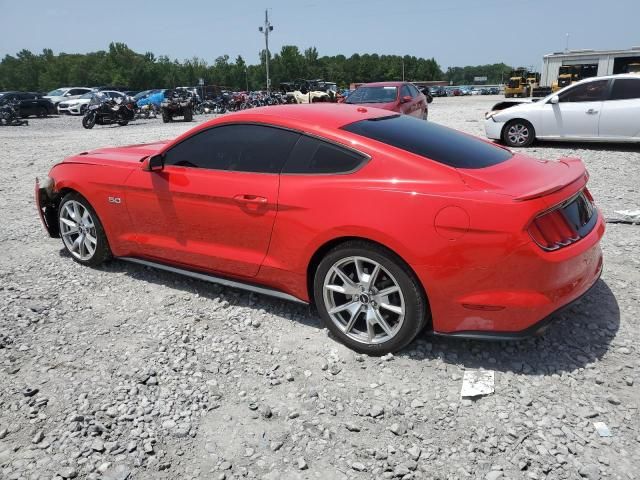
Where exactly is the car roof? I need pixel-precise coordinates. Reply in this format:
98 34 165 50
203 104 392 130
356 81 405 88
577 73 640 83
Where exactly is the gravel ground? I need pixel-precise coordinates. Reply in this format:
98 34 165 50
0 96 638 480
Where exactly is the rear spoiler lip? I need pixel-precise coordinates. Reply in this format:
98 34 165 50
513 157 587 202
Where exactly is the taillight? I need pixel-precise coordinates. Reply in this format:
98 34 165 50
528 208 580 251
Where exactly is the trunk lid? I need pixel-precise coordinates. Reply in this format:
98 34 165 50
457 154 587 202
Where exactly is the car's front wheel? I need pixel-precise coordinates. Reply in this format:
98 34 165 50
58 192 111 267
313 241 428 355
502 119 535 147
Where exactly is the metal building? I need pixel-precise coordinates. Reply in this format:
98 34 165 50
540 47 640 87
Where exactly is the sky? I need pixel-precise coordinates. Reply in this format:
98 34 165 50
1 0 639 71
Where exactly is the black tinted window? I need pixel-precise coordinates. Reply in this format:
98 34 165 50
559 80 608 102
610 78 640 100
283 136 367 174
164 125 300 173
400 85 412 98
342 115 512 169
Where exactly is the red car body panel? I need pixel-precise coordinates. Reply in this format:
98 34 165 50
38 104 604 336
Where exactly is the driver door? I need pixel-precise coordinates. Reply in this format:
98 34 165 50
124 124 300 278
539 79 609 139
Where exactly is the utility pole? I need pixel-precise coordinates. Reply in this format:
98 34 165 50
402 58 405 81
258 10 273 93
565 33 570 53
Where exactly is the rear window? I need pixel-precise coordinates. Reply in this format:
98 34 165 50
342 115 512 169
346 86 398 104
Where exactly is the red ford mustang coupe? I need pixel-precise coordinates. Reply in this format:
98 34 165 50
36 104 604 354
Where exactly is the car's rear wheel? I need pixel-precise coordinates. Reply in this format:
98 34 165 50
58 193 111 267
503 119 535 147
37 107 47 118
183 108 193 122
313 241 428 355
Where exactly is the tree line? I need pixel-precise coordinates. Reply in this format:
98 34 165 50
0 42 512 92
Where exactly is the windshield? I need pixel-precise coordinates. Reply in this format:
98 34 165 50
134 90 152 100
47 89 66 96
89 92 109 105
342 114 512 169
346 86 398 104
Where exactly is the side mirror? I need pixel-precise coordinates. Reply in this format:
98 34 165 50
401 95 412 103
143 154 164 172
550 95 560 104
426 94 433 104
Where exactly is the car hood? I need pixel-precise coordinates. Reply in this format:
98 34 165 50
63 141 170 167
457 153 586 201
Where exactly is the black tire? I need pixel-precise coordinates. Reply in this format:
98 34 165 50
118 120 129 126
313 240 429 355
502 119 535 147
37 107 47 118
183 109 193 122
422 110 428 121
58 192 111 267
162 113 171 123
82 112 96 129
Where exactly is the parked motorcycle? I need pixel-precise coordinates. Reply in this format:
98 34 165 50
136 103 158 119
82 93 137 129
0 100 29 126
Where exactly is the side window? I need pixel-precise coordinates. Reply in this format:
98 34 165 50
400 85 412 98
67 89 82 96
408 84 420 97
559 80 608 103
164 124 300 173
282 136 367 174
609 79 640 100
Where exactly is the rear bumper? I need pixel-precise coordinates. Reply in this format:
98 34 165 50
418 212 605 335
432 262 602 340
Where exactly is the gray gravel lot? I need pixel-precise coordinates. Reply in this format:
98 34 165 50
0 96 638 480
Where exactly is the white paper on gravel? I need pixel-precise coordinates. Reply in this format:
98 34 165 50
460 370 495 398
594 421 612 437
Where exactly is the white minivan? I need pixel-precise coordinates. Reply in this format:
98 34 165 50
485 74 640 146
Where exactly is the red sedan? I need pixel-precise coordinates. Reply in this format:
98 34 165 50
345 81 428 119
36 104 604 354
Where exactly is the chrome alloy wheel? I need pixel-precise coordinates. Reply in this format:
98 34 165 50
507 123 530 146
322 256 405 345
59 200 97 261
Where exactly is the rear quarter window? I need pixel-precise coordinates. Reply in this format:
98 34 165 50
341 115 512 169
282 136 367 174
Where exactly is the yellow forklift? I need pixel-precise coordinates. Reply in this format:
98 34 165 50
552 64 598 92
504 68 529 97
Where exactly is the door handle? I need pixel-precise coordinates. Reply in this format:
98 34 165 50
233 194 267 204
586 109 599 115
